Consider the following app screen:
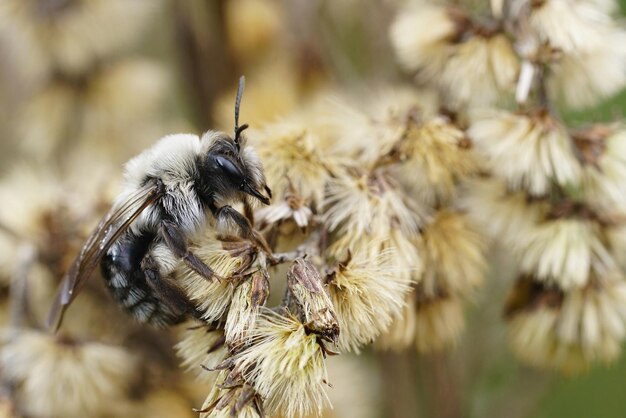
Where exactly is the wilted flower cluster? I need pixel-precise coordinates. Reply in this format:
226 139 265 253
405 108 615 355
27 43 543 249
174 92 484 413
472 119 626 374
2 0 626 417
388 0 626 374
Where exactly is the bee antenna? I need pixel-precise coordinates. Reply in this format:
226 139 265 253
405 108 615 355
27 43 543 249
234 75 248 149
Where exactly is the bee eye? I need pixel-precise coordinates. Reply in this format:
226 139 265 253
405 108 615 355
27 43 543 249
214 155 243 182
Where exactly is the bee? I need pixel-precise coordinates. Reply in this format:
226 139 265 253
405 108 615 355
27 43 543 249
48 76 272 331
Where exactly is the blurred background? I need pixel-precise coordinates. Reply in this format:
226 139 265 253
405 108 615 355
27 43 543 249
0 1 626 417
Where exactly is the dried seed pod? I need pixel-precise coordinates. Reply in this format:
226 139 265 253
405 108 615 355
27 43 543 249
225 268 270 348
174 232 258 323
326 250 410 353
199 374 263 418
175 324 227 383
232 310 331 417
287 258 339 342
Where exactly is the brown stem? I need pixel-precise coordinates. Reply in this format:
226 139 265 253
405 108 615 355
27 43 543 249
267 228 322 266
417 351 464 418
377 351 421 418
536 64 551 111
172 0 237 129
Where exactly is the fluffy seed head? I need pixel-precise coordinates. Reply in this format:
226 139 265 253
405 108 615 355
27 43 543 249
512 216 614 290
249 121 335 207
390 4 463 84
379 289 465 352
175 325 227 383
256 185 313 230
326 249 411 352
391 4 518 107
529 0 617 53
576 125 626 213
461 178 551 244
175 232 257 322
224 269 270 348
506 275 626 374
392 116 479 205
324 171 425 253
469 110 581 195
419 209 487 297
0 331 140 418
436 33 519 108
233 311 330 417
547 29 626 109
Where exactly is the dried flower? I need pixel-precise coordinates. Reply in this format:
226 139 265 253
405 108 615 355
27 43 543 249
256 185 313 230
436 33 519 107
512 216 614 289
390 4 463 85
173 232 258 323
0 331 140 418
547 30 626 109
287 258 339 342
326 250 410 352
529 0 615 53
506 274 626 374
175 325 227 383
576 125 626 213
380 289 465 353
420 209 487 296
232 310 330 417
324 171 424 253
391 4 519 107
249 120 335 207
225 269 270 348
199 375 263 418
462 178 551 246
391 116 479 205
469 110 581 195
321 89 440 166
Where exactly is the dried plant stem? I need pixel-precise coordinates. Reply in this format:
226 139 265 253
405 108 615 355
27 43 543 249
269 228 323 265
377 351 421 418
172 0 237 128
417 351 463 418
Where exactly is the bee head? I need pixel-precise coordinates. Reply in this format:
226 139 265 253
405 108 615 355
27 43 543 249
198 76 271 206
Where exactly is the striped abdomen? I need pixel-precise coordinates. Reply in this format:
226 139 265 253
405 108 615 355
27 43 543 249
101 231 183 326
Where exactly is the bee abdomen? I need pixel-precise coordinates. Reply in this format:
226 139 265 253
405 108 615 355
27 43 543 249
101 233 183 326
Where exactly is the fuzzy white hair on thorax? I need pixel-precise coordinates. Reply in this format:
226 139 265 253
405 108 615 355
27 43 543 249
119 133 208 235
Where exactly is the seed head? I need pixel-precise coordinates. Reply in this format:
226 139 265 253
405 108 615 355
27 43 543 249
326 249 410 352
233 310 331 417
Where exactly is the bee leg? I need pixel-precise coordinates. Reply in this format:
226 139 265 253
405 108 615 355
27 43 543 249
243 198 255 224
141 255 204 319
214 205 272 254
160 220 220 281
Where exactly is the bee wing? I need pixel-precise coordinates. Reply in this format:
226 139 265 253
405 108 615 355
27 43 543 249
47 181 164 332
